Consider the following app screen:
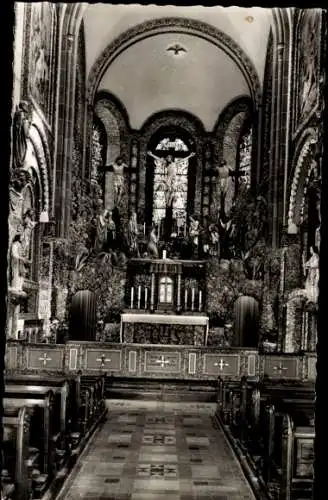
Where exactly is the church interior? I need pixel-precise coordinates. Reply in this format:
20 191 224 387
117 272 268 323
1 3 326 500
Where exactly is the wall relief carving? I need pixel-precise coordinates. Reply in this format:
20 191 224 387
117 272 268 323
29 3 56 121
295 9 323 135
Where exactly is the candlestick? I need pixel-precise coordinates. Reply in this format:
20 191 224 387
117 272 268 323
138 285 141 309
145 287 148 309
191 288 195 311
130 287 134 309
184 288 188 310
199 290 202 312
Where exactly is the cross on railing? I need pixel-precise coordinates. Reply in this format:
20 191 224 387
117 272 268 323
273 362 288 374
155 355 171 368
38 353 52 366
96 354 111 367
214 359 229 371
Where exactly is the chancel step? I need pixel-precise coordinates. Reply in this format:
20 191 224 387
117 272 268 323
105 377 217 401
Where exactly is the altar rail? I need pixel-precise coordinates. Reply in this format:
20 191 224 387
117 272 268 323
5 341 316 382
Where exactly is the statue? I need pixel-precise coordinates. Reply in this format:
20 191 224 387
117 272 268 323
147 226 159 258
128 212 139 256
95 209 109 252
21 209 37 260
111 156 127 207
10 234 25 290
303 246 319 303
106 210 117 250
189 215 200 258
12 101 32 171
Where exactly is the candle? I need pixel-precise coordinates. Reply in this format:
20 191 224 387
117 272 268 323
145 288 148 309
138 285 141 309
130 287 134 309
163 250 167 260
184 289 188 310
199 290 202 311
191 288 195 311
184 221 187 237
143 222 146 236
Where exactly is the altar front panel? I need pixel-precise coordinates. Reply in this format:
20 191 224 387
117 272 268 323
5 340 317 383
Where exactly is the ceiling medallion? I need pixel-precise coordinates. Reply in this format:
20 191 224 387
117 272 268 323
245 16 254 23
166 43 187 57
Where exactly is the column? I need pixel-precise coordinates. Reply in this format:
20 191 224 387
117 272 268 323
150 272 155 311
176 273 182 312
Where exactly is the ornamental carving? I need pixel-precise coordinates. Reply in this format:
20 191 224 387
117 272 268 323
287 129 320 232
295 9 323 135
29 3 56 121
86 17 261 106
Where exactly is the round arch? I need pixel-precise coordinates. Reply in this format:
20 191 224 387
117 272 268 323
86 17 262 107
287 128 319 233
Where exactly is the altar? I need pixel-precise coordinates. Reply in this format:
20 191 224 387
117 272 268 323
120 312 209 345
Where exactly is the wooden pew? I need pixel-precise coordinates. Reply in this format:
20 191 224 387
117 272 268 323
3 388 55 498
5 375 78 455
2 406 31 500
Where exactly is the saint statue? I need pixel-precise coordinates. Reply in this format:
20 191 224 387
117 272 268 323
106 210 117 250
128 212 139 256
147 226 159 258
21 209 37 260
189 215 200 258
95 209 109 252
111 156 127 207
12 101 31 171
10 234 25 290
303 246 320 303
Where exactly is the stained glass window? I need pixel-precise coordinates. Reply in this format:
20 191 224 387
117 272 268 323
151 138 190 233
238 128 252 189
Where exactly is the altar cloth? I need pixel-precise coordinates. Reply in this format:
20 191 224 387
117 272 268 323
120 313 209 344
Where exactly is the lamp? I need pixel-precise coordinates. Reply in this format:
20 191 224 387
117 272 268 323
39 210 49 223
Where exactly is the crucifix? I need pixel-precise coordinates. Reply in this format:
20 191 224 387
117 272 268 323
96 354 111 367
155 355 171 368
214 359 229 372
38 352 52 366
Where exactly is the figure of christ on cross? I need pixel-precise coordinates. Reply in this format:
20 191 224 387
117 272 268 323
147 151 195 206
147 150 195 239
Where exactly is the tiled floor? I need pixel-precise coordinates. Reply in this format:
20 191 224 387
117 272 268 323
61 400 256 500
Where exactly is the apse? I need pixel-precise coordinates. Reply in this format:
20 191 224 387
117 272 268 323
98 32 250 131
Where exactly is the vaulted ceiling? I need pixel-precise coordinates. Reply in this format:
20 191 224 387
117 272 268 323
82 5 273 132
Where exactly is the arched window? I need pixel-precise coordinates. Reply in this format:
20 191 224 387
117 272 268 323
238 128 252 190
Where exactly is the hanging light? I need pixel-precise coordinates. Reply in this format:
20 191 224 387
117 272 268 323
39 210 49 223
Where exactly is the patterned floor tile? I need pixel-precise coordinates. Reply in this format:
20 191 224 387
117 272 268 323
61 401 256 500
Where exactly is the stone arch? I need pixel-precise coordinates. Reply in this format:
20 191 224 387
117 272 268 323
86 17 261 107
138 110 205 219
94 91 130 165
287 128 318 233
214 96 254 164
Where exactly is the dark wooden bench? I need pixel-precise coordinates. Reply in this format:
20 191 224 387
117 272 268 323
5 375 80 454
3 388 56 498
2 405 31 500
